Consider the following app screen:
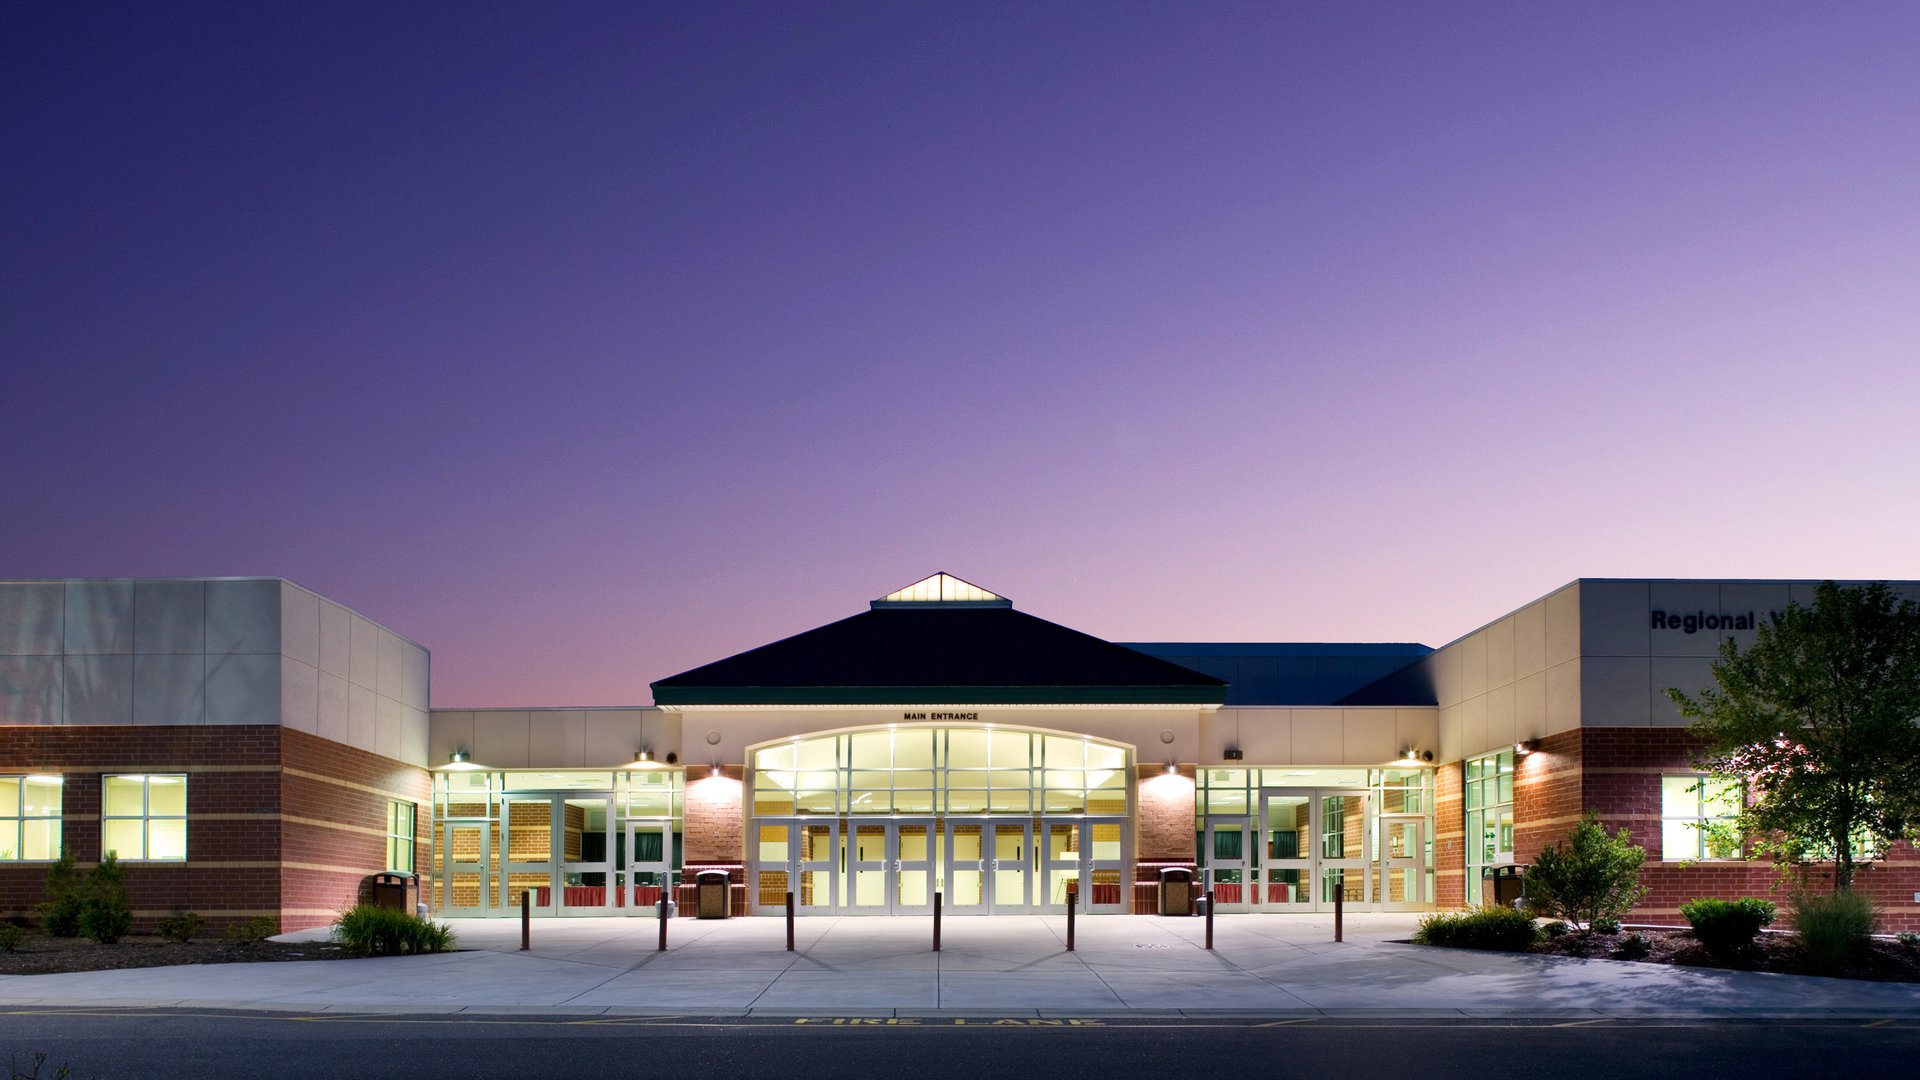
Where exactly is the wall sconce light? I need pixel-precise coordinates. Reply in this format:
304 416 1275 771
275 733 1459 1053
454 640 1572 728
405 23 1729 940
1164 762 1178 775
1515 740 1538 756
1392 748 1435 767
1223 747 1244 761
437 750 486 772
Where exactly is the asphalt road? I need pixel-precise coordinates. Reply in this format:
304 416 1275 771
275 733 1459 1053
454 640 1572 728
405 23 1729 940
1 1010 1916 1080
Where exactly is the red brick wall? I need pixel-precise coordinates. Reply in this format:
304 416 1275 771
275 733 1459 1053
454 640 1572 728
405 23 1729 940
682 766 746 915
1499 727 1920 931
1133 766 1196 913
1434 760 1465 908
0 726 429 934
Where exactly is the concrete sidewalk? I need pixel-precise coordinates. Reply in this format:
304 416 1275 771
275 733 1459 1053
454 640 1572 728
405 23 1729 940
1 913 1917 1019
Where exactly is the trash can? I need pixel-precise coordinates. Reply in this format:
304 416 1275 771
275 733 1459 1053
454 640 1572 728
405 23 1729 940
695 870 731 919
1485 865 1527 908
1158 867 1196 916
370 871 417 913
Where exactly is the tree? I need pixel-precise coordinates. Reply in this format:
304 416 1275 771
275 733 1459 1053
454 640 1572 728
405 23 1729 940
1523 811 1648 934
1668 581 1920 891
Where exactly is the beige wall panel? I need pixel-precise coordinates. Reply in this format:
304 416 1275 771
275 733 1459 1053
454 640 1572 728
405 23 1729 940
428 710 475 766
1513 601 1547 678
471 710 532 768
318 600 353 679
1579 580 1649 657
205 579 277 655
1649 581 1725 657
1290 709 1343 764
280 655 320 734
347 682 378 749
0 655 63 724
278 582 320 666
1544 584 1580 667
1650 656 1719 727
1581 656 1652 726
1719 582 1792 652
1544 660 1581 735
1483 682 1516 751
1395 709 1438 762
1513 670 1548 743
0 583 65 655
64 654 133 725
135 581 204 654
1231 708 1292 766
134 653 204 725
1341 709 1395 764
318 670 351 743
348 615 380 691
64 581 132 655
1484 617 1516 688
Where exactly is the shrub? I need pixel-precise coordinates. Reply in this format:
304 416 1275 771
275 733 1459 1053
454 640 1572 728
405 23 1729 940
1897 931 1920 948
1616 933 1653 960
1681 897 1776 955
156 910 204 944
0 924 26 953
34 851 83 938
1542 920 1570 939
1591 918 1622 935
1523 812 1647 934
224 916 279 944
1414 906 1538 952
77 854 132 944
331 904 457 957
1793 889 1876 970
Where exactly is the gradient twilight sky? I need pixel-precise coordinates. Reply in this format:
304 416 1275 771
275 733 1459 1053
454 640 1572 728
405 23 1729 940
4 2 1918 707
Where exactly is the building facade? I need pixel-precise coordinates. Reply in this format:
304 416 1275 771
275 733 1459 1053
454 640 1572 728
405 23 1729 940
3 573 1916 931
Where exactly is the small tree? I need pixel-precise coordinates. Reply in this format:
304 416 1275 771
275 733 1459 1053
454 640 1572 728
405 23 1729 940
1524 812 1648 934
34 849 83 938
78 853 133 944
1669 581 1920 892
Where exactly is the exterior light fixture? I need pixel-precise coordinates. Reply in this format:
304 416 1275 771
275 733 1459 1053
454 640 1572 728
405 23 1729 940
1392 749 1435 767
1514 740 1537 756
623 750 669 770
1165 763 1177 775
438 750 487 772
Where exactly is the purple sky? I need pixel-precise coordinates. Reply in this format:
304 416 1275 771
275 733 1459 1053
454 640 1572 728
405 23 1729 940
4 2 1918 707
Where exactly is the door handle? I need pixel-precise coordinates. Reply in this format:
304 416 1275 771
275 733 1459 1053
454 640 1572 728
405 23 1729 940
989 859 997 870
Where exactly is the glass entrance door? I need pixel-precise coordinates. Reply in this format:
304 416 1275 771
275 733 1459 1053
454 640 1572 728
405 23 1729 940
1317 791 1370 910
1040 819 1081 911
750 820 792 915
441 818 491 917
848 822 892 912
796 819 839 914
499 794 557 913
1258 791 1311 910
627 820 673 914
893 820 936 915
1204 816 1252 911
558 796 615 915
1084 818 1128 913
943 819 1032 913
1378 815 1427 910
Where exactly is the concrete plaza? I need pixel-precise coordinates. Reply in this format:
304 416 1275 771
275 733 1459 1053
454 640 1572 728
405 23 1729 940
1 913 1917 1018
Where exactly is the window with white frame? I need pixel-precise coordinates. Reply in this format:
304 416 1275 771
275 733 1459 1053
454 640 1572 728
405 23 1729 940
102 774 186 861
1660 775 1742 860
1463 750 1514 904
386 801 416 872
0 775 63 861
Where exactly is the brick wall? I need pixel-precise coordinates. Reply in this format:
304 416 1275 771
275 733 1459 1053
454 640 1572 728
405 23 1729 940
1435 759 1464 908
1133 766 1196 913
1501 727 1920 931
682 767 746 915
0 726 429 933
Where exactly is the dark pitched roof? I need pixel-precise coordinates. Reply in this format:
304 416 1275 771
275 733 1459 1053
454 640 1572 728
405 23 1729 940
652 607 1228 706
1121 642 1433 706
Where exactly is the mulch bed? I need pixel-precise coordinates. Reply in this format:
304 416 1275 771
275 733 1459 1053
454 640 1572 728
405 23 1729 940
1529 927 1920 982
0 935 357 976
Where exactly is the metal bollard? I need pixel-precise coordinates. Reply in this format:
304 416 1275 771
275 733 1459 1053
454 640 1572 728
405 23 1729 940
786 890 795 952
1334 879 1344 943
1066 883 1076 952
1204 888 1215 951
933 891 942 952
659 894 669 951
521 890 530 951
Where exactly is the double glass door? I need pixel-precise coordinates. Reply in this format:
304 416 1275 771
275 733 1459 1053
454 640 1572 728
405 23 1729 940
945 819 1033 913
848 819 937 915
1202 789 1427 912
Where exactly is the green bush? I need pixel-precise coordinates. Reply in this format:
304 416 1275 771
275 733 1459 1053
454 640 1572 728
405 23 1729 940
1794 889 1876 970
34 851 83 938
1522 812 1648 934
156 910 204 944
1414 906 1538 951
0 924 27 953
1591 917 1622 935
331 904 457 957
223 915 279 944
1616 933 1653 960
1542 920 1570 939
1681 897 1776 955
77 854 132 944
1897 931 1919 948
